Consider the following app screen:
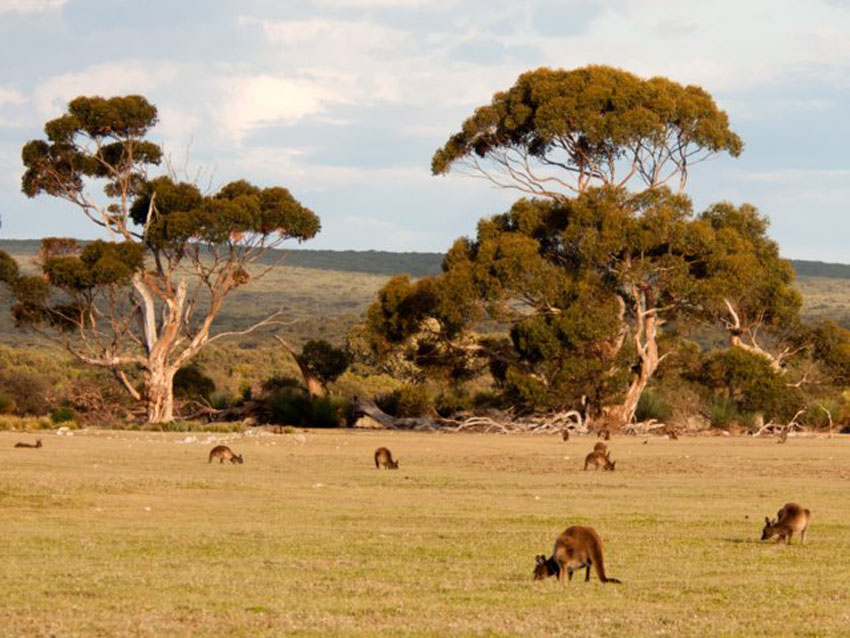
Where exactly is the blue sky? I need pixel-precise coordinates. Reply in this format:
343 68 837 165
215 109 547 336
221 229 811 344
0 0 848 261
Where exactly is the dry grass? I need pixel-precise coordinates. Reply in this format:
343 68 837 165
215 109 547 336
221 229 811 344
2 430 850 637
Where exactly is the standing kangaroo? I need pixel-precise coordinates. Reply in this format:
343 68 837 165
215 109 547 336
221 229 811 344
533 526 621 584
584 448 615 471
208 445 243 464
14 438 42 448
374 447 399 469
762 503 810 544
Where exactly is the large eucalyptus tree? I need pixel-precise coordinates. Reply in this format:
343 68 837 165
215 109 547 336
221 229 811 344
0 95 319 423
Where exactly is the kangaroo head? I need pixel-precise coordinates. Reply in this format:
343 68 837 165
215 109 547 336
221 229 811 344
761 516 778 540
533 554 554 580
233 454 244 465
36 439 43 447
389 458 399 469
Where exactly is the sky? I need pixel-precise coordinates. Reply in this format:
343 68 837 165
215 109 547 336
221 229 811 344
0 0 848 261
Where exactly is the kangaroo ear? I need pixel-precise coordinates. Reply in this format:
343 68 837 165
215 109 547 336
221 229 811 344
764 516 770 526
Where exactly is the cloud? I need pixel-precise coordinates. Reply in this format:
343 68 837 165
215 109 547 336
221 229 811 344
0 0 66 13
216 74 336 142
31 60 180 120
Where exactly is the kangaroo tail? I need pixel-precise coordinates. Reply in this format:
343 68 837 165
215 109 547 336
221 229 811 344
591 542 619 584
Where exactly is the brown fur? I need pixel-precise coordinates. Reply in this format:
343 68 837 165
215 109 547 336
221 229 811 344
14 438 42 448
762 502 810 544
208 445 243 464
597 429 611 440
374 446 399 469
593 442 607 453
533 526 621 584
561 429 570 441
584 449 616 471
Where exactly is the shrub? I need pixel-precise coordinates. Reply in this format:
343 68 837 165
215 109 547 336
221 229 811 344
0 392 16 414
635 388 672 422
707 396 738 429
397 384 432 418
51 406 77 424
173 364 216 403
262 388 346 428
804 399 841 430
434 389 472 417
0 371 51 416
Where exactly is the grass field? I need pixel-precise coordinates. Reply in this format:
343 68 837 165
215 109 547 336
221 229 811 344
2 430 850 637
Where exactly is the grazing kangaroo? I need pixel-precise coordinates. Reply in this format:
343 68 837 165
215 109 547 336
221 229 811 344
14 438 42 448
208 445 243 464
584 448 616 471
593 442 607 453
533 526 621 584
374 446 399 469
597 428 611 440
762 503 810 544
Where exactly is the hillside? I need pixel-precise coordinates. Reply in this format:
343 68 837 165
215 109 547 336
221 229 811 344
0 241 848 349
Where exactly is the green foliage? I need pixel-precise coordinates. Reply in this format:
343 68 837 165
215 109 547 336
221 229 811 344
696 201 803 340
432 65 742 188
51 407 77 424
300 339 350 384
0 250 20 285
809 321 850 385
374 383 433 418
706 396 739 429
173 364 216 403
697 348 801 421
261 387 345 428
0 392 15 414
22 95 160 199
0 370 51 416
635 388 672 422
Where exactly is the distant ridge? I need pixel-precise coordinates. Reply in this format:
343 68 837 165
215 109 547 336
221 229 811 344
789 260 850 280
0 239 846 280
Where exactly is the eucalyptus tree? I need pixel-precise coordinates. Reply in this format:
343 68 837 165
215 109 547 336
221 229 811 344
362 66 793 424
0 95 319 423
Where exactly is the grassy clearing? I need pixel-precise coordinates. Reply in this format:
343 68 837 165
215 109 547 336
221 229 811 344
1 430 850 637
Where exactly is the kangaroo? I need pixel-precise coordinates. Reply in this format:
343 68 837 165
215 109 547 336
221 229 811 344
208 445 243 464
584 449 615 471
374 446 399 469
14 438 42 448
597 428 611 441
561 429 570 441
593 442 607 453
761 502 810 544
533 526 621 584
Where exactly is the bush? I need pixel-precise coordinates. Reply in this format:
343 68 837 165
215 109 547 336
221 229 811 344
262 387 346 428
173 364 216 403
0 371 51 416
707 396 738 429
804 399 841 430
51 406 77 424
0 392 16 414
635 388 672 422
434 389 472 417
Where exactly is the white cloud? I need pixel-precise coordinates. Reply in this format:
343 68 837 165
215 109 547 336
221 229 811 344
216 74 335 141
32 60 180 120
0 0 66 13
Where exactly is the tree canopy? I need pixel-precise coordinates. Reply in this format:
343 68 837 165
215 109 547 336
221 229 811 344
432 66 742 196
